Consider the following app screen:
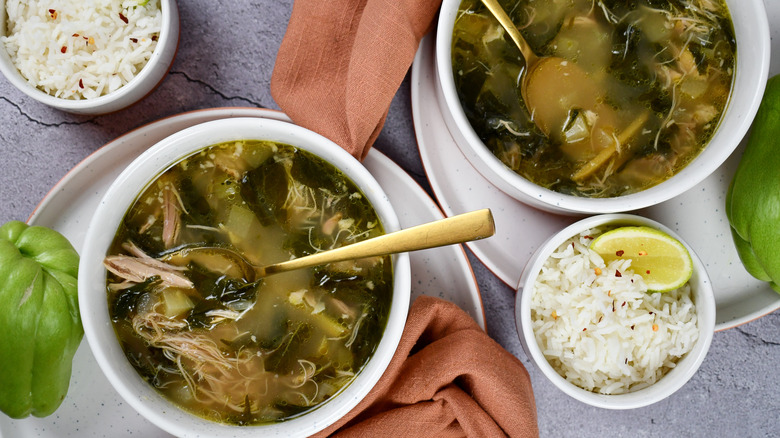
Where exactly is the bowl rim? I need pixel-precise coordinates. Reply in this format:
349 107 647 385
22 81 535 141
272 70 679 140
435 0 771 214
0 0 179 111
77 117 411 437
514 213 716 409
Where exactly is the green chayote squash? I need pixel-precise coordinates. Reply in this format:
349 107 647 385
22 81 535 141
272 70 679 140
0 221 83 418
726 74 780 293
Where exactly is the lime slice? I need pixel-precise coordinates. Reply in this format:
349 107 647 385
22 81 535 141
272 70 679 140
589 226 693 293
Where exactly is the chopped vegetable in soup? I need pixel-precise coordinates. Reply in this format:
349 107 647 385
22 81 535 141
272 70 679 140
452 0 735 197
104 140 392 425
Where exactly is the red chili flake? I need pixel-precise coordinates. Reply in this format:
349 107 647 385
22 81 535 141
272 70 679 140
625 358 628 364
616 250 625 256
151 35 158 41
638 250 648 256
78 79 84 89
72 33 79 37
582 328 587 332
60 46 67 53
612 300 616 312
621 301 627 307
631 324 635 330
615 270 622 277
119 12 129 24
646 270 651 274
130 37 138 43
598 316 603 323
49 9 58 19
571 242 575 249
584 235 593 240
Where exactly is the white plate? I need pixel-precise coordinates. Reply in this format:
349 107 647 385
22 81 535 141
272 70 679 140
0 107 484 437
412 0 780 332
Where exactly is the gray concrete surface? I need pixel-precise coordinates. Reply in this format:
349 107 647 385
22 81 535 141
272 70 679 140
1 1 778 437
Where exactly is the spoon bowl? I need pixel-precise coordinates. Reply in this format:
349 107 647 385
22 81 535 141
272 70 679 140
479 0 633 163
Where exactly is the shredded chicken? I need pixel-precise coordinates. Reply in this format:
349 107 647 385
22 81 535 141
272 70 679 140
105 255 194 289
162 186 181 249
105 242 193 289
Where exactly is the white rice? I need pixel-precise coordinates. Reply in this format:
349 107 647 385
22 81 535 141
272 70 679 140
531 227 698 395
2 0 161 99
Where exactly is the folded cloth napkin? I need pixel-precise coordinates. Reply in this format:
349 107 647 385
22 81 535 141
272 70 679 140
313 295 539 438
271 0 442 160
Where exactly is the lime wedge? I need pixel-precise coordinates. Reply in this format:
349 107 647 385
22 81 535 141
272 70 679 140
589 226 693 293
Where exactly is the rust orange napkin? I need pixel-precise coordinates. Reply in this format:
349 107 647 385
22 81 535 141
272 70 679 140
271 0 442 160
313 296 539 437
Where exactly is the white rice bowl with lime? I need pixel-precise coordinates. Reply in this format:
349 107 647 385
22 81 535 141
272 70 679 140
531 227 698 395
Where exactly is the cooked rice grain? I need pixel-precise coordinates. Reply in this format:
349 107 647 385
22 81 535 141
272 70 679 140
531 228 698 394
2 0 161 99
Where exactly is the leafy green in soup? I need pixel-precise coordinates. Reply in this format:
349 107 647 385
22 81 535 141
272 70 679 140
104 140 392 425
452 0 735 197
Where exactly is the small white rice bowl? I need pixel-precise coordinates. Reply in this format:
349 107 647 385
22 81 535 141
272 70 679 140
515 214 715 409
0 0 179 114
2 0 162 99
533 228 697 394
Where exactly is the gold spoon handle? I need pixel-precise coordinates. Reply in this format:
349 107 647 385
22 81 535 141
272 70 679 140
481 0 538 67
260 209 495 277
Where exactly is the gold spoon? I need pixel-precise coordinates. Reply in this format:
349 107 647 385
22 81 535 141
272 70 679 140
164 209 495 282
480 0 601 140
